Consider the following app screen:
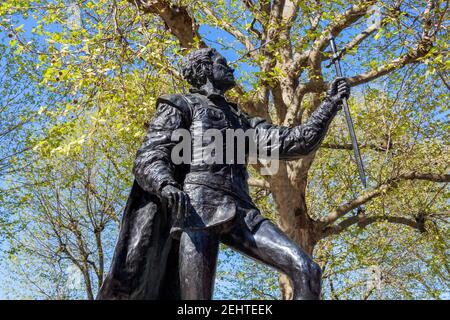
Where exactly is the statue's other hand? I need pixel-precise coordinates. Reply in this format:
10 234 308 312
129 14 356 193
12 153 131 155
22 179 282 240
161 185 191 219
327 77 350 106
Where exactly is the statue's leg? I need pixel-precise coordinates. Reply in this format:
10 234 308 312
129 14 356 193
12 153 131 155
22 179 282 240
179 229 220 300
221 220 321 300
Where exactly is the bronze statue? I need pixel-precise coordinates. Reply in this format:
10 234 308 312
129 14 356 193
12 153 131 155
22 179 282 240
97 47 350 300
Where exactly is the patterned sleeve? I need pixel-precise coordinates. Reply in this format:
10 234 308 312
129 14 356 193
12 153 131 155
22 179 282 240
133 103 186 194
243 98 341 160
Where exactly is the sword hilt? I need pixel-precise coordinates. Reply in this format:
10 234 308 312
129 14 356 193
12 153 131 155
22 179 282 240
325 36 346 68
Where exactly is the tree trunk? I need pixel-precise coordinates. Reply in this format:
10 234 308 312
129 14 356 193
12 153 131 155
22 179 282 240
81 267 95 300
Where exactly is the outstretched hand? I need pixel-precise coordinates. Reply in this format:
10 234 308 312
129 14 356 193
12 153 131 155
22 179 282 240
161 185 191 219
327 77 350 105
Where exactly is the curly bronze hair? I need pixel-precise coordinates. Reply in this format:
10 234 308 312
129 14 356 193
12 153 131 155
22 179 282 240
180 48 218 89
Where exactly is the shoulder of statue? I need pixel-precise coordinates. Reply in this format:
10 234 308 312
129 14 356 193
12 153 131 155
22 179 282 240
156 93 194 125
238 110 267 128
157 93 192 112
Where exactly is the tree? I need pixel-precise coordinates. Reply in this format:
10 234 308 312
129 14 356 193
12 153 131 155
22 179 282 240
0 30 81 261
0 0 448 299
0 0 175 298
2 141 128 299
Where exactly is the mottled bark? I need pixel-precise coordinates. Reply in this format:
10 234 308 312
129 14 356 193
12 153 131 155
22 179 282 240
127 0 205 48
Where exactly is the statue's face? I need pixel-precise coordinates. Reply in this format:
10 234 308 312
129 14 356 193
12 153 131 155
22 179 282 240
211 52 235 90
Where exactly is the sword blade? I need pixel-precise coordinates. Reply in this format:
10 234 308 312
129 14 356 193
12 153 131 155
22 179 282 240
329 36 368 196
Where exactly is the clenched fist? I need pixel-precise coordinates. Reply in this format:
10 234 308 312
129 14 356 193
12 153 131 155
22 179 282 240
161 185 191 219
327 77 350 107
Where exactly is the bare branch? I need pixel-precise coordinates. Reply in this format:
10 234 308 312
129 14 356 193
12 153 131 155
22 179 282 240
320 1 406 63
297 31 436 94
323 214 423 237
397 172 450 183
242 0 267 26
347 40 433 86
320 171 450 226
347 0 438 86
437 71 450 91
199 5 256 55
302 1 377 77
321 142 392 152
322 23 380 62
128 0 205 48
279 0 299 63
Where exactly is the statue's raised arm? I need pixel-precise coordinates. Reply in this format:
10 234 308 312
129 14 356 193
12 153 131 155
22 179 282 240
243 77 350 160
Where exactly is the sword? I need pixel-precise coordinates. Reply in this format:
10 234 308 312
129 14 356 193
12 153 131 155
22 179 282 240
327 36 368 213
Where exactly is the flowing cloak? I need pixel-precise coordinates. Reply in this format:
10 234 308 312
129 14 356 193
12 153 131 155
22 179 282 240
96 179 183 300
96 94 194 300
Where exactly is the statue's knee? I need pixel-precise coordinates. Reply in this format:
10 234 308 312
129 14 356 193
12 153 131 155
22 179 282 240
292 258 321 282
290 259 322 299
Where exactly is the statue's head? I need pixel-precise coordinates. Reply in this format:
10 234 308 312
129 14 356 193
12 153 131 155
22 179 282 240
180 47 235 92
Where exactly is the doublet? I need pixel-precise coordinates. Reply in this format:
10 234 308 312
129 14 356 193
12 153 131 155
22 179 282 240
132 90 341 234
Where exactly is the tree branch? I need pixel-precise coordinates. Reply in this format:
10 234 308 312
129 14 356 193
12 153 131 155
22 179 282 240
199 5 256 55
321 142 392 152
319 23 380 63
319 171 450 226
300 1 376 77
248 177 270 189
320 1 405 63
297 28 436 94
128 0 205 48
347 40 433 86
279 0 299 63
323 214 423 237
242 0 267 27
347 0 437 86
